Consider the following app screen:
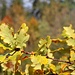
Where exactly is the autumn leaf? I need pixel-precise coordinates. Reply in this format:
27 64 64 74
70 50 75 61
62 24 75 38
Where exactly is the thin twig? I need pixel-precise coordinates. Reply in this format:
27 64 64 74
50 48 64 53
46 56 73 64
52 39 66 43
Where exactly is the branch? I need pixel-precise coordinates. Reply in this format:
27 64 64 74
21 50 35 55
46 55 73 64
52 39 66 43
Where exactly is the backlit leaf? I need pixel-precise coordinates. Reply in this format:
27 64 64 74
8 50 23 61
46 36 52 48
30 55 48 70
38 36 52 55
0 23 14 48
0 43 12 50
66 38 75 46
70 50 75 61
50 64 56 72
21 23 28 33
59 72 70 75
0 55 6 62
62 24 75 38
15 23 29 48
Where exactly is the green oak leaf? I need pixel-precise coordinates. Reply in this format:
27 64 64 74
0 43 12 50
62 24 75 38
70 50 75 61
33 64 41 70
30 55 48 70
15 23 29 48
38 36 52 55
38 36 51 48
66 38 75 46
0 23 15 48
8 50 23 61
47 49 54 64
0 23 29 50
38 39 47 48
0 55 6 62
21 23 28 33
46 36 52 48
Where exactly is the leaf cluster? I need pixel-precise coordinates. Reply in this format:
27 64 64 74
0 23 75 75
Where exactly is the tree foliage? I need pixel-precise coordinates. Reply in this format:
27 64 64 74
0 23 75 75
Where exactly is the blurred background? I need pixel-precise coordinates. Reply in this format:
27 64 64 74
0 0 75 51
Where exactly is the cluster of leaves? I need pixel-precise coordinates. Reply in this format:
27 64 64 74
0 23 75 75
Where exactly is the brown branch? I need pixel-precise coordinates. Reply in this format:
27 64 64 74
21 50 73 64
21 50 35 55
52 39 66 43
46 55 73 64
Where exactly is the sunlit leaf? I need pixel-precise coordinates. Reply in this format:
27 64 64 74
59 72 70 75
61 63 68 71
0 43 12 50
25 64 30 75
31 55 48 65
30 55 49 70
62 24 75 38
0 23 14 48
25 64 34 75
0 55 6 62
68 65 75 70
8 50 23 61
46 36 52 48
66 38 75 46
15 23 29 48
47 49 53 58
38 36 52 55
0 43 7 50
70 50 75 61
21 23 28 33
50 64 56 72
34 64 41 70
38 39 47 48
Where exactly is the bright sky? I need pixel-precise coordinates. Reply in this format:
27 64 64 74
6 0 33 11
6 0 50 11
23 0 33 11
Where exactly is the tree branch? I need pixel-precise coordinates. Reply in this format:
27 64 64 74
46 55 73 64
